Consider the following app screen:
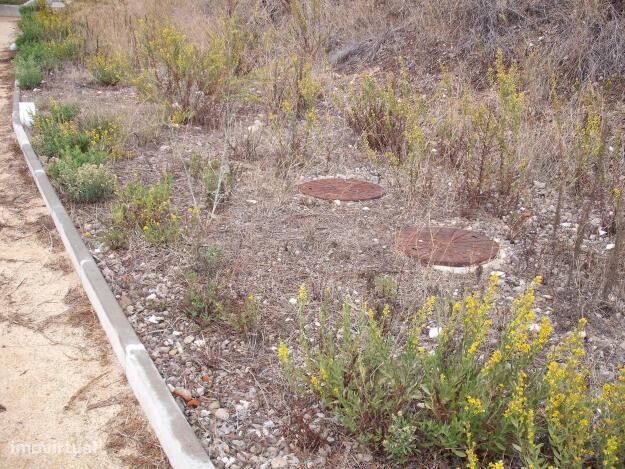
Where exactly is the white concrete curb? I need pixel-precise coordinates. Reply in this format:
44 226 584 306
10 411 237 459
11 85 213 468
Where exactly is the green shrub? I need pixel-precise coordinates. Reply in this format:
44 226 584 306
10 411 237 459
33 102 88 157
17 41 58 71
134 20 242 125
34 101 121 204
15 0 81 89
47 100 80 123
111 177 180 245
435 52 526 209
54 162 116 203
15 57 43 89
17 1 73 46
86 52 129 86
373 274 398 302
193 244 220 275
279 277 625 466
47 146 107 179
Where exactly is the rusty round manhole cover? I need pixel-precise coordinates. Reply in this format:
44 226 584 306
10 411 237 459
299 178 384 201
396 227 499 267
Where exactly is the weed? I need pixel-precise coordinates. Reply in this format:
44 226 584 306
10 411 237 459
279 277 625 465
100 227 129 250
227 294 262 337
87 52 129 86
193 245 220 276
383 412 418 463
182 271 223 325
111 177 180 245
373 275 398 303
202 159 231 207
345 72 421 162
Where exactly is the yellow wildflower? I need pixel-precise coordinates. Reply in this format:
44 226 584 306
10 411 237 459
310 375 320 391
297 284 308 305
277 340 290 365
483 349 503 374
465 395 485 415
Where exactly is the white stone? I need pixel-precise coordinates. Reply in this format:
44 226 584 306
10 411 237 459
214 408 230 421
606 243 616 251
428 327 442 339
247 119 263 133
19 102 36 127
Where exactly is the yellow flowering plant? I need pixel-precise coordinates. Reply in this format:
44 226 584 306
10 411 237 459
278 276 625 466
87 52 130 86
545 318 594 468
111 175 181 245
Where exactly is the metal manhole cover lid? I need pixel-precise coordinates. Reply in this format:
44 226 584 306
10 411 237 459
396 227 499 267
299 178 384 202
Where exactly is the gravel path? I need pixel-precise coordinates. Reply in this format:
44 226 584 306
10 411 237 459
0 17 166 468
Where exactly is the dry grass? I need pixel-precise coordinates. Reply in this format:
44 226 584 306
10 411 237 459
104 396 170 468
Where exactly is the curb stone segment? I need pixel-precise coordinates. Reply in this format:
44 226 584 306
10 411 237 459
11 78 214 468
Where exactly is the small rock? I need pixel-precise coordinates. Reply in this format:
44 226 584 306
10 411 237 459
270 457 288 468
215 408 230 420
173 387 192 402
428 327 442 339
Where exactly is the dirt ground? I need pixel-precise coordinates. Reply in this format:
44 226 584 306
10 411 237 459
0 17 166 469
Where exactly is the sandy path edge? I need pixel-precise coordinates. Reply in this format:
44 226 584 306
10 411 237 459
0 17 166 469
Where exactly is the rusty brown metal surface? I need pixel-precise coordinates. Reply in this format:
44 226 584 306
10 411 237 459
396 227 499 267
299 178 384 201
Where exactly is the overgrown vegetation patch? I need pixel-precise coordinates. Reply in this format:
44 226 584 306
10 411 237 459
34 100 116 203
280 279 625 466
16 0 625 467
15 0 80 89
